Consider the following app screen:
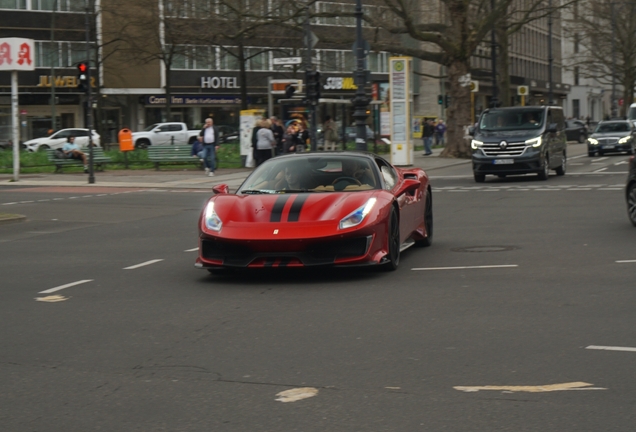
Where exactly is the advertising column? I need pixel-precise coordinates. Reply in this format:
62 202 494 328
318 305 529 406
389 57 413 166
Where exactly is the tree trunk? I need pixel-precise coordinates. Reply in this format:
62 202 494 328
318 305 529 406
440 60 472 159
238 43 249 111
496 24 511 107
164 62 172 122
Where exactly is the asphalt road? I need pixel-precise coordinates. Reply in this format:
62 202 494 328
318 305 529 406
1 143 635 431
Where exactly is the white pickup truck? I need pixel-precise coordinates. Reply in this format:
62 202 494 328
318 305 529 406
132 122 201 149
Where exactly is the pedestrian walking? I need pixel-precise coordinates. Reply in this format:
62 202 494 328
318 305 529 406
435 119 447 147
199 117 220 177
322 115 338 151
422 119 434 155
255 119 276 166
270 116 284 155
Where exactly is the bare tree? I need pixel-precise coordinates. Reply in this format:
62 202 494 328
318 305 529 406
104 0 193 121
565 0 636 118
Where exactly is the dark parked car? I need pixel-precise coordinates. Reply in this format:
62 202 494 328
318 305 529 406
217 125 239 143
346 126 375 141
587 120 636 157
565 119 588 143
626 155 636 226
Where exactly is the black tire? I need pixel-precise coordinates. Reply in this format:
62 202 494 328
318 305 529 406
135 139 150 149
555 151 566 176
627 182 636 227
474 173 486 183
578 133 586 143
38 144 50 152
588 151 595 157
188 136 197 144
383 208 400 271
537 155 549 180
415 189 433 247
497 174 506 178
598 150 604 156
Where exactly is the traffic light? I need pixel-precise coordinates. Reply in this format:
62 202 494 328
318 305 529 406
445 95 450 108
77 62 88 92
306 70 321 101
438 95 443 105
284 84 296 98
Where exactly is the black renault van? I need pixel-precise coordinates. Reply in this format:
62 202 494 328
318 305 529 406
470 106 567 182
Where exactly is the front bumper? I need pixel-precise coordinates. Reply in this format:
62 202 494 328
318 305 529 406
588 141 633 154
472 147 542 175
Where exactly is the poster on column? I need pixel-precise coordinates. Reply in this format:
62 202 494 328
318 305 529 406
240 109 264 168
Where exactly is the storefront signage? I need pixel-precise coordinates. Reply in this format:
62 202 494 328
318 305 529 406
200 76 239 89
0 38 34 71
37 75 96 88
145 95 243 105
323 76 357 90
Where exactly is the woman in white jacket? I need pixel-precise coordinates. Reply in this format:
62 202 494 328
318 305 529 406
255 119 276 166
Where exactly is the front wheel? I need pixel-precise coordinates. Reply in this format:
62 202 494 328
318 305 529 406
627 182 636 227
578 133 586 143
382 208 400 271
135 139 150 149
555 151 567 176
474 173 486 183
38 144 50 152
537 155 549 180
415 189 433 247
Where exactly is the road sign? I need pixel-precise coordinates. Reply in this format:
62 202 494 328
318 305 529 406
517 86 529 96
270 79 303 95
470 81 479 92
303 31 319 50
273 57 302 66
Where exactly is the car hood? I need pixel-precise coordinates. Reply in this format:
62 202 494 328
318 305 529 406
591 131 631 138
203 190 383 240
474 130 541 142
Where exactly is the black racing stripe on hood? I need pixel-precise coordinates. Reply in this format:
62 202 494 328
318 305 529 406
270 195 288 222
287 194 308 222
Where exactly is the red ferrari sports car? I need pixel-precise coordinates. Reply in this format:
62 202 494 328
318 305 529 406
195 152 432 271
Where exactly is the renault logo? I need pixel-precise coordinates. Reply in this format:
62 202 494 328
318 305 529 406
499 140 508 149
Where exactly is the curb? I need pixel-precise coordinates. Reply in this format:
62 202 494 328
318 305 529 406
0 213 27 225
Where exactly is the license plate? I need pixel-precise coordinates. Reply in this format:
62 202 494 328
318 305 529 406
603 145 615 149
493 159 514 165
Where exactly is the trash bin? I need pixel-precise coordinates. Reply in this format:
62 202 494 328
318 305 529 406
118 128 133 152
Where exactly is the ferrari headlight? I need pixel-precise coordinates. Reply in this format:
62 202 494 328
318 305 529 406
470 139 483 149
204 201 223 232
619 136 632 144
588 138 599 145
339 198 377 230
525 136 542 147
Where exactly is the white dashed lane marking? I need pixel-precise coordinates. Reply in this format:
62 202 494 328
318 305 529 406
412 265 518 271
184 247 199 252
39 279 93 294
586 345 636 353
616 260 636 263
123 259 164 270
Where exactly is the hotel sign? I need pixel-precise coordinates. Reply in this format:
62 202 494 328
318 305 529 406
200 76 239 89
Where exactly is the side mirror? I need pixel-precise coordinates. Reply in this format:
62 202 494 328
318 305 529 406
547 123 558 133
212 184 230 195
468 126 475 136
154 130 160 133
396 178 421 197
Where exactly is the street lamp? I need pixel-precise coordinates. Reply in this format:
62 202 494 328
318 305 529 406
490 0 499 108
547 0 553 105
352 0 370 151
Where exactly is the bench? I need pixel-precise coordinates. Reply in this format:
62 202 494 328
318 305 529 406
147 145 202 170
47 148 112 173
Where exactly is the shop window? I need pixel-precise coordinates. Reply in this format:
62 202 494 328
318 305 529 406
0 0 26 8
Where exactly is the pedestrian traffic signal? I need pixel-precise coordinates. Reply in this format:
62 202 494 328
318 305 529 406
284 84 296 98
77 62 88 92
306 70 321 101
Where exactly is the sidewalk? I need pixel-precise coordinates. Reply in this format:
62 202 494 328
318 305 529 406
0 148 469 191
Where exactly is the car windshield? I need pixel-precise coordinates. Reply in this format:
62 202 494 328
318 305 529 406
238 155 380 194
144 124 159 132
479 109 545 131
594 122 630 133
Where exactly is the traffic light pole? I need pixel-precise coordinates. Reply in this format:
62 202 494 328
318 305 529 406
353 0 370 152
85 0 94 184
304 5 318 152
